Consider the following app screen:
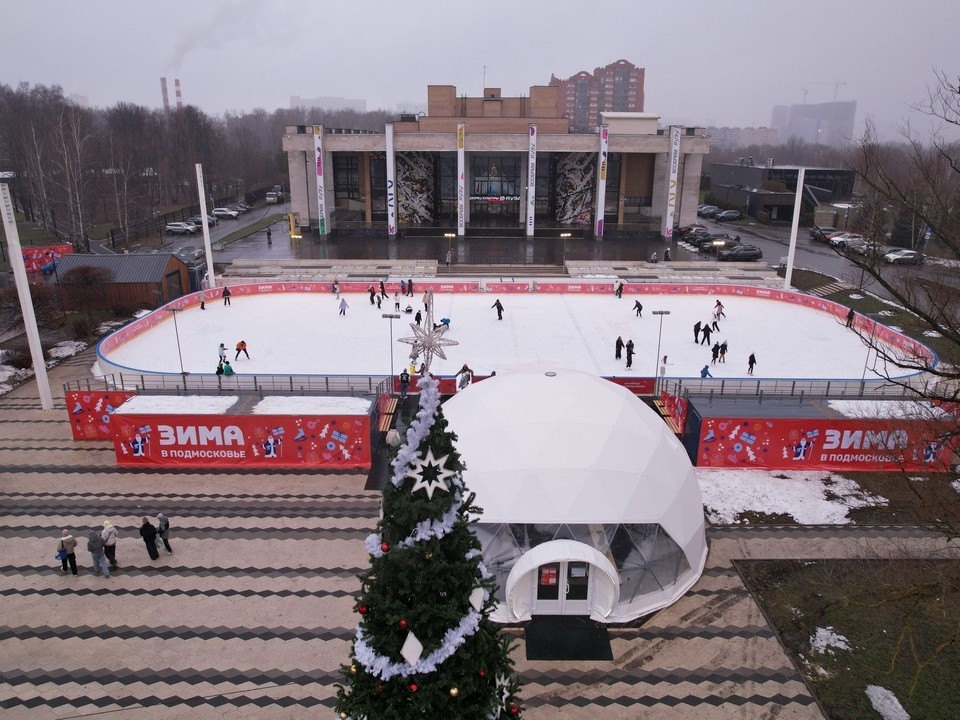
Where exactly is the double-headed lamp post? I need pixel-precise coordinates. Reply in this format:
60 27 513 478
382 313 401 385
652 310 671 393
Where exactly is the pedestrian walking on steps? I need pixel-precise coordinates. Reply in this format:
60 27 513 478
664 247 671 262
101 519 119 569
615 336 624 360
625 339 635 369
139 517 160 561
57 529 78 576
492 299 504 320
748 352 757 375
87 528 110 577
156 513 173 554
633 300 643 317
339 298 349 316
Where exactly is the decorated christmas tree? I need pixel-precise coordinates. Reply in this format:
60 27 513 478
334 372 524 719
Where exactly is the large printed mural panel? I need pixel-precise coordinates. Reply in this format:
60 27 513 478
396 152 435 224
555 153 595 225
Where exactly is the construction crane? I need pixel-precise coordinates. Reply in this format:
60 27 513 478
807 81 847 103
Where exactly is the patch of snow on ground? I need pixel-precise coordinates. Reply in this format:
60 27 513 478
923 330 942 338
848 294 865 300
826 399 949 419
252 396 372 415
952 480 960 495
114 396 240 414
697 469 887 525
810 626 851 654
48 341 87 359
865 685 910 720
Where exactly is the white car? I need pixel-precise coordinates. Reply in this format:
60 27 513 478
165 222 197 235
884 249 925 264
212 207 240 219
828 232 865 248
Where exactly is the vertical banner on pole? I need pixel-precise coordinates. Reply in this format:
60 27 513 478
195 163 216 288
457 123 465 236
386 124 397 238
526 124 537 237
595 125 609 238
313 125 328 236
662 126 682 239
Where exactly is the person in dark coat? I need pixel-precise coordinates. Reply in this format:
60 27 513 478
156 513 173 554
414 310 422 326
492 299 504 320
139 517 160 561
368 286 377 305
693 321 702 343
701 365 713 379
407 279 414 297
664 247 671 262
625 339 635 369
633 300 643 317
700 323 713 345
748 352 757 375
615 336 624 360
711 342 721 364
399 369 410 399
615 280 624 298
719 340 728 363
845 308 855 328
379 280 386 298
222 286 231 306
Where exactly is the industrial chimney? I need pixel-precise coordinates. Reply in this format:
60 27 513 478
160 77 170 112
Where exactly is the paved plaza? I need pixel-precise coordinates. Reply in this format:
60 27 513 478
1 349 953 719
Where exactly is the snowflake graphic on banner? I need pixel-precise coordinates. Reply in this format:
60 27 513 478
398 289 457 372
406 447 455 500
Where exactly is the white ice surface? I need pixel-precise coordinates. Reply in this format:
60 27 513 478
114 396 239 414
251 395 372 415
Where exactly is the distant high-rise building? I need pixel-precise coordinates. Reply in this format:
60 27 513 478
290 95 367 113
770 101 857 148
549 59 645 133
706 126 779 150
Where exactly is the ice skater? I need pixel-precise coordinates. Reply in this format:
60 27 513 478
633 300 643 317
423 290 431 312
369 286 377 305
407 279 414 297
747 352 757 375
394 293 401 311
700 365 713 379
711 314 720 332
700 323 713 345
660 355 669 377
625 339 635 369
339 298 349 316
693 321 702 343
714 299 726 318
332 280 340 298
492 299 504 320
218 343 227 363
222 286 231 306
845 308 855 328
235 340 249 360
615 280 624 298
379 280 386 298
711 342 720 364
615 336 624 360
400 279 407 296
414 310 422 326
198 290 206 310
719 340 728 363
376 293 382 309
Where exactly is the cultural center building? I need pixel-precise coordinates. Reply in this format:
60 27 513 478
281 84 709 241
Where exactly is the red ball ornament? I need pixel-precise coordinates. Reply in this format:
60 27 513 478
375 684 384 695
399 618 408 629
479 670 487 678
380 542 390 552
509 704 520 715
409 683 418 692
357 605 368 615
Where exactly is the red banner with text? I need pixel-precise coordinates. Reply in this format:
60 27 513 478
111 412 371 469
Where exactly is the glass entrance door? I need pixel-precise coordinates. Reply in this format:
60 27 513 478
535 561 590 615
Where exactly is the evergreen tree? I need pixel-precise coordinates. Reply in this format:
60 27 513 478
335 375 524 719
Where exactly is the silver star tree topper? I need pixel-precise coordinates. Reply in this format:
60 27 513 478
398 289 458 373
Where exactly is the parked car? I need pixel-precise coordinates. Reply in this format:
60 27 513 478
884 249 925 265
714 210 741 222
165 222 197 235
676 223 708 236
691 233 736 250
226 204 249 214
234 201 252 211
699 237 742 255
828 232 865 248
212 207 240 219
173 247 204 262
809 226 838 242
697 205 719 217
717 244 763 262
187 215 218 228
684 228 713 243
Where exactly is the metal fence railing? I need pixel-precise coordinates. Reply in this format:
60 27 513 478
662 374 932 402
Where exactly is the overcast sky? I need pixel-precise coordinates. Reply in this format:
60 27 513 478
1 0 955 140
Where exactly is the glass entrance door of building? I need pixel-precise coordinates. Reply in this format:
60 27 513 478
535 561 590 615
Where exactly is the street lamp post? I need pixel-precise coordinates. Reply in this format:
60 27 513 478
166 307 188 387
382 313 401 388
652 310 671 393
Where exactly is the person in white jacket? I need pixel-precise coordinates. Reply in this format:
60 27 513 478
101 520 119 569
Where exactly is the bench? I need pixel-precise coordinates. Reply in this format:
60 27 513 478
377 397 399 432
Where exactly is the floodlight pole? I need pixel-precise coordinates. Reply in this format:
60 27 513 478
653 310 670 394
783 167 805 289
166 307 188 387
382 313 401 388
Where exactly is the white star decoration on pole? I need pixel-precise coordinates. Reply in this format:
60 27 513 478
398 289 458 373
406 448 456 500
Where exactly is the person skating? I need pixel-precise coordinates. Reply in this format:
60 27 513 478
101 519 119 569
423 290 431 312
235 340 249 360
139 517 160 561
407 279 414 297
615 280 624 298
719 340 728 363
222 286 231 306
218 343 227 364
400 279 407 296
845 308 855 328
414 310 422 326
339 298 349 316
693 321 702 343
714 299 726 318
376 293 382 309
747 352 757 375
332 280 340 298
57 529 78 576
701 365 713 379
711 315 720 332
198 290 206 310
394 292 400 312
625 339 635 369
711 342 720 365
156 513 173 554
492 299 504 320
379 280 386 298
615 336 624 360
633 300 643 317
369 286 377 305
700 323 713 345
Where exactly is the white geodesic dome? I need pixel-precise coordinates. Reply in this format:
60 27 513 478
442 368 707 623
